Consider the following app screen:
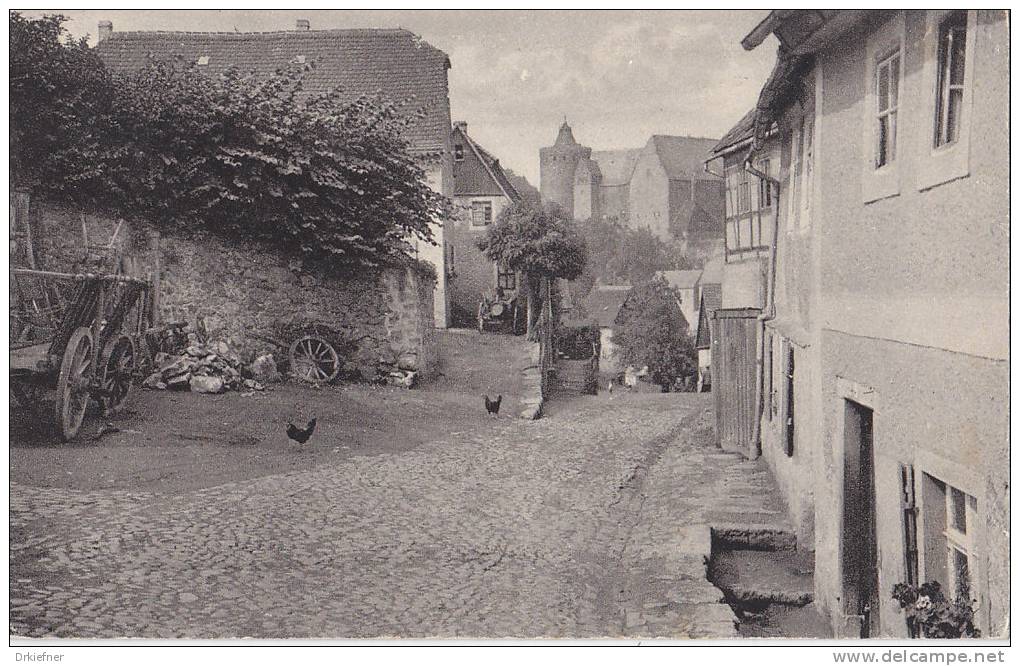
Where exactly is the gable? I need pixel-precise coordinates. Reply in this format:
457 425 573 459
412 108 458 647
452 127 504 197
651 135 722 181
95 28 451 152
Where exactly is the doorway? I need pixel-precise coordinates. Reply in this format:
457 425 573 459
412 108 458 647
842 399 879 637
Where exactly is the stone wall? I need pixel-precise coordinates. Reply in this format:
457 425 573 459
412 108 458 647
23 199 438 380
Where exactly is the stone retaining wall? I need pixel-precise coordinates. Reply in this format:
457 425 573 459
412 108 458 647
23 199 437 380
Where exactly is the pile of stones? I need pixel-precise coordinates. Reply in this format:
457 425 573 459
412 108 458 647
142 341 268 394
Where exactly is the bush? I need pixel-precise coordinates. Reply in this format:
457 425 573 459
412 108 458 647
612 277 696 391
11 13 451 274
892 580 981 638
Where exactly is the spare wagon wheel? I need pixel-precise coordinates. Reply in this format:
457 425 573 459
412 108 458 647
99 334 136 416
289 335 340 384
489 302 505 318
55 327 94 441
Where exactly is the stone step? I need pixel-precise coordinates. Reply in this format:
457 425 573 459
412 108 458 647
710 524 797 551
708 549 815 608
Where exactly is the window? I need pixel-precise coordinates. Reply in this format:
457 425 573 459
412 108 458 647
497 265 516 291
900 464 920 586
863 13 905 202
471 201 492 226
923 474 979 603
875 49 901 168
737 170 751 214
758 159 772 208
448 244 455 273
787 120 803 231
453 144 465 161
934 11 967 148
197 55 210 66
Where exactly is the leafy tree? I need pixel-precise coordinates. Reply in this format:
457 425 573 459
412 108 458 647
575 216 693 297
476 202 586 339
612 276 697 391
103 58 451 271
10 12 114 200
10 12 451 273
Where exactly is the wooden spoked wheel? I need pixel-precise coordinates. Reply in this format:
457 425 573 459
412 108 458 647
55 327 94 441
99 334 136 416
289 335 340 384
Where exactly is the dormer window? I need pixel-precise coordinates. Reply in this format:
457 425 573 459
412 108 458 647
453 144 464 161
197 56 210 66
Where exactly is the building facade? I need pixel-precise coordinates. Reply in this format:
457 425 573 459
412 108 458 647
717 9 1009 638
538 124 726 263
447 122 522 325
95 19 455 328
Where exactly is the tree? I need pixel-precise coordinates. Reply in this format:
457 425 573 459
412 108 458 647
575 216 692 297
612 277 697 391
10 12 114 200
9 12 452 273
476 202 586 339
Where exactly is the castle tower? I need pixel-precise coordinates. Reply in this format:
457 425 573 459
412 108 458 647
540 121 592 219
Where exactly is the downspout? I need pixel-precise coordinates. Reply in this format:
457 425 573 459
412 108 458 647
743 150 781 460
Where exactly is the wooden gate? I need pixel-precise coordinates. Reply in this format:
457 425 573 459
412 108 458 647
712 307 761 457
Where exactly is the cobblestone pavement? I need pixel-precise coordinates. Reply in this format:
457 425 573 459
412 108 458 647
12 389 786 639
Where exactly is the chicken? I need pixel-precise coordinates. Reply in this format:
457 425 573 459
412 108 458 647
484 394 502 417
286 417 317 444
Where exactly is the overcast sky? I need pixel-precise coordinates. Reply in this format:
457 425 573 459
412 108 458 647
32 9 777 185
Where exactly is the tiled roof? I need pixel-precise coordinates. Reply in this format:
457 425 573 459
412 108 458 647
95 28 451 151
504 169 541 206
452 125 520 200
583 285 632 328
657 269 703 290
651 135 721 181
591 149 641 186
712 108 756 155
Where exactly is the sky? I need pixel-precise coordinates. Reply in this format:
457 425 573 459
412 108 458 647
31 9 778 186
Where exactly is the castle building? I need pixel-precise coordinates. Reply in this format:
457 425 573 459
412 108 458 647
538 122 725 261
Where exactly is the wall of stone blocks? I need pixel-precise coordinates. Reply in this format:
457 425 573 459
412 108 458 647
24 199 437 380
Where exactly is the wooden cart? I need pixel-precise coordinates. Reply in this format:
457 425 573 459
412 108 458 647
10 268 151 441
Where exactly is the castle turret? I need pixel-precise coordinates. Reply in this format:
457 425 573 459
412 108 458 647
540 120 592 219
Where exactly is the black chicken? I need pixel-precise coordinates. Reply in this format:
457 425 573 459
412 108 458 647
484 395 502 417
286 417 317 444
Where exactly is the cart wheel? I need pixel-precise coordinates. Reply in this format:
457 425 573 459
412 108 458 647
99 334 136 416
55 327 94 441
289 335 340 384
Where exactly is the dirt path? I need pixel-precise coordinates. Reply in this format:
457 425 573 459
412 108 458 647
9 329 534 494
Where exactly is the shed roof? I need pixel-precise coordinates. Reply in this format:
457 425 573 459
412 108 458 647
583 285 632 328
95 27 452 151
712 108 756 155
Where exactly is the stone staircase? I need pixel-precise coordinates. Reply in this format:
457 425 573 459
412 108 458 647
553 358 596 394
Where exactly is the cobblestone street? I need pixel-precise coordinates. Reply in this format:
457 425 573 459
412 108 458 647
12 335 787 639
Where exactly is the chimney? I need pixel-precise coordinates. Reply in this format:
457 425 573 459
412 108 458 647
98 20 113 43
295 19 310 31
453 120 468 133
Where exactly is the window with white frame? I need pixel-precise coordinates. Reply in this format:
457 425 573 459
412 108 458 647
786 119 804 232
471 200 492 226
758 159 773 208
923 474 979 603
862 12 905 202
875 48 901 168
934 11 968 149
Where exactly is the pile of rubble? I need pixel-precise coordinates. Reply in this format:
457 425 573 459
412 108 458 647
142 341 268 394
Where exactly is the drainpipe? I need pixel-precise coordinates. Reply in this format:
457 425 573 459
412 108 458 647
743 149 781 460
